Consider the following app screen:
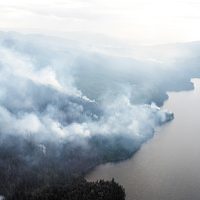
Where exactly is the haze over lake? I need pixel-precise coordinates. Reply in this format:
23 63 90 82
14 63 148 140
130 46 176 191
2 0 200 199
86 79 200 200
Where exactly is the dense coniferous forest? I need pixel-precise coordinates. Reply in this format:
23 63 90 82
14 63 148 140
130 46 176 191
0 135 128 200
18 179 125 200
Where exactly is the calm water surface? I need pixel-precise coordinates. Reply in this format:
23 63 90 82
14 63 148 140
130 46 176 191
86 79 200 200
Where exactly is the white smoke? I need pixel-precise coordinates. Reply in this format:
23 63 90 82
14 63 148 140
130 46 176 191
0 32 190 149
0 195 5 200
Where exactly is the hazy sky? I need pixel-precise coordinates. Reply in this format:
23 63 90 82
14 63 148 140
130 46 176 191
1 0 200 44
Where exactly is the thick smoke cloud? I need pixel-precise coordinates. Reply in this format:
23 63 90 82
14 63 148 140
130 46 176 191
0 32 174 147
2 31 200 199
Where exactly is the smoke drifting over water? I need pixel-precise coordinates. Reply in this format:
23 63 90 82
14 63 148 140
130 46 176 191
0 31 200 198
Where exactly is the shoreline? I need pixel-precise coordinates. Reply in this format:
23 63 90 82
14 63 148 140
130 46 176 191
86 78 200 200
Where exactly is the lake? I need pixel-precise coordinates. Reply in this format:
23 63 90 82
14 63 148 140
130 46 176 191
86 79 200 200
